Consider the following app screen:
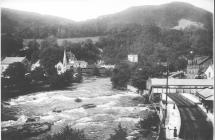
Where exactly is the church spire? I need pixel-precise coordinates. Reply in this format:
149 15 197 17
63 49 67 71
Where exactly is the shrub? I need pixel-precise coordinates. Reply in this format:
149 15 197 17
49 70 73 89
108 124 127 140
45 126 89 140
136 112 160 137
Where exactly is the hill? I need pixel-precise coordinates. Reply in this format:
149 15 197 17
97 2 212 29
1 2 213 38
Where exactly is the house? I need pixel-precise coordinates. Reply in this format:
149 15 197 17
81 64 96 74
67 51 88 68
186 56 212 79
128 54 138 63
1 57 29 73
68 61 88 68
204 64 214 79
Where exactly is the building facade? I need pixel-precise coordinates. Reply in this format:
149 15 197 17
55 50 88 74
186 56 212 79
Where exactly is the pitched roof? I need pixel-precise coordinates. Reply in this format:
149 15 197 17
196 56 211 65
197 88 214 99
206 95 214 101
148 78 213 87
1 57 26 65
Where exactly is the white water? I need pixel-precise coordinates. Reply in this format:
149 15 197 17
2 77 148 139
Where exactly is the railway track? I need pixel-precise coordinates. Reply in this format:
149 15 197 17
168 93 213 140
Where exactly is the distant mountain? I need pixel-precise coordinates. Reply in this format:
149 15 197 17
1 2 213 38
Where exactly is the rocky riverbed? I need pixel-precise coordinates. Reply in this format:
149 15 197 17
2 77 157 140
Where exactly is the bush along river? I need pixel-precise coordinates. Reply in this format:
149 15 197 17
1 77 160 140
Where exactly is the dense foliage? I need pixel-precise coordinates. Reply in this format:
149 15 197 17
111 62 131 89
2 62 29 88
63 39 101 64
45 126 89 140
136 111 160 137
108 124 127 140
99 24 212 71
49 70 74 89
30 67 46 82
1 34 23 57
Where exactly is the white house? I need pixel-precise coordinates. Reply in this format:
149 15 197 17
128 54 138 63
1 57 29 73
69 61 87 68
205 64 214 79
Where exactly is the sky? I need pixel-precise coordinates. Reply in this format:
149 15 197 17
1 0 214 21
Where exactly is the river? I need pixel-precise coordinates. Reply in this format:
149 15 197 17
2 77 151 140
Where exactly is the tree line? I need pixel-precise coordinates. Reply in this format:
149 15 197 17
108 24 212 91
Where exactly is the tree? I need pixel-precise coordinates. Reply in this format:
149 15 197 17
81 39 101 64
39 47 63 76
1 34 23 57
131 65 155 93
30 67 45 82
27 40 40 63
3 62 26 88
136 111 160 137
49 69 73 89
111 62 131 89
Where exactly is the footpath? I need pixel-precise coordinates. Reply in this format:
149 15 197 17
162 94 181 140
181 93 214 124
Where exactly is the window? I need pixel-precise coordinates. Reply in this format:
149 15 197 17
209 72 211 78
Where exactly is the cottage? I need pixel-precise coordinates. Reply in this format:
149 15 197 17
1 57 29 73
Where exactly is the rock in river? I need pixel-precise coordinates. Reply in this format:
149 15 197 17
2 122 52 139
82 103 96 109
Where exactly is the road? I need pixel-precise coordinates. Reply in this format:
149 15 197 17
168 93 213 140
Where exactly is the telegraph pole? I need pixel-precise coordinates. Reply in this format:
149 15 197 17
164 62 169 127
166 63 169 107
